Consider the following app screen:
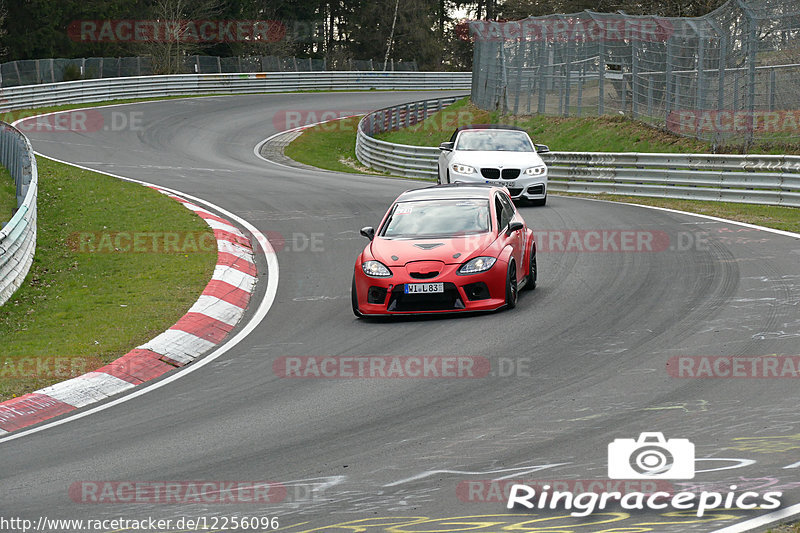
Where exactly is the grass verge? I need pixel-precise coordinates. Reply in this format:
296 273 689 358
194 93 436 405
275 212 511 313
769 523 800 533
0 157 217 401
377 97 800 155
283 116 376 174
0 165 15 227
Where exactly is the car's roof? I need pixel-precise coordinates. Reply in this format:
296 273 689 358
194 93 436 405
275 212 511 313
396 183 499 202
452 124 528 134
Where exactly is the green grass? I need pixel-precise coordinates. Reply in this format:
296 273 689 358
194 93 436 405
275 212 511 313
376 97 800 155
375 97 492 147
377 98 709 153
284 116 374 174
768 523 800 532
0 166 15 228
0 157 217 401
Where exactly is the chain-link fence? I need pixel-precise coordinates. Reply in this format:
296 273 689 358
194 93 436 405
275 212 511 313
471 0 800 146
0 56 418 88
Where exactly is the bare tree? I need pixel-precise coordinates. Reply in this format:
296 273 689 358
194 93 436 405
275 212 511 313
139 0 221 75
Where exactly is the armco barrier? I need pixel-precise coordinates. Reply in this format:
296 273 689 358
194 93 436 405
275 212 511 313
356 98 800 207
0 71 471 110
355 95 467 179
0 122 37 306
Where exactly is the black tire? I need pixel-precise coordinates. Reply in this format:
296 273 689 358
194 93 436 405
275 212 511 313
351 274 363 318
505 261 518 310
524 246 537 291
445 169 450 184
436 166 442 185
531 195 547 206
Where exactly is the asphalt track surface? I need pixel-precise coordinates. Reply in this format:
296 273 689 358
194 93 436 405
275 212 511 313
3 91 800 533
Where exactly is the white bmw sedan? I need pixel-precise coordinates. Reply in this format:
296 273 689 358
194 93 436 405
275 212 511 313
437 125 550 206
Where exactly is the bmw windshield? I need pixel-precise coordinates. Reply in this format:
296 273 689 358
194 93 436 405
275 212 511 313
455 130 534 151
380 199 491 239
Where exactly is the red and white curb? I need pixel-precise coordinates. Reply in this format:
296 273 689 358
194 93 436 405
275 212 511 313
0 187 257 434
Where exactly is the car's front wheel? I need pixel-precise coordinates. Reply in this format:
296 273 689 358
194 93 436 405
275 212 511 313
505 260 518 310
351 274 363 318
531 195 547 206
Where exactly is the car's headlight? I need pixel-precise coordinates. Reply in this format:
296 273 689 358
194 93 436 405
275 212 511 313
362 260 392 278
458 256 497 275
524 165 547 176
452 164 476 174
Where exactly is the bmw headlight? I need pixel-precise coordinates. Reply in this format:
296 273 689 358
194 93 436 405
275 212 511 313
362 260 392 278
458 256 497 275
524 165 547 176
452 164 476 175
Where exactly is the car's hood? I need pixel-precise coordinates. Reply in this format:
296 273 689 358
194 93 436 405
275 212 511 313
451 150 544 168
369 233 496 267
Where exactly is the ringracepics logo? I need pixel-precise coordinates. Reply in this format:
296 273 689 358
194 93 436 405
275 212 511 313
506 433 783 517
608 432 694 479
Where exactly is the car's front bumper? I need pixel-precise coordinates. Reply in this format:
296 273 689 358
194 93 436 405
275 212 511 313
354 263 508 315
449 172 547 200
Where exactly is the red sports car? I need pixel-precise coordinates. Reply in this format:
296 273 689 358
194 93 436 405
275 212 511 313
352 184 537 317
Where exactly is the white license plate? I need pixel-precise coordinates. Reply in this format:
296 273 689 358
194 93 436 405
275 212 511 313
404 283 444 294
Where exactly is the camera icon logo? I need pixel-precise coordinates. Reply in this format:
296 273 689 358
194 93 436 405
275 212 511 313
608 432 695 479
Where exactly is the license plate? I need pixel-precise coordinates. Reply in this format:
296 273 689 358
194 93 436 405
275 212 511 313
404 283 444 294
497 180 515 186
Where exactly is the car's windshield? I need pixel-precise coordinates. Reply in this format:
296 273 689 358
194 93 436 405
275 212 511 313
455 130 534 152
381 199 491 238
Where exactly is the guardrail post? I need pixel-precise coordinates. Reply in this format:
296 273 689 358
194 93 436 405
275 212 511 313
769 68 776 111
598 39 605 115
631 40 638 119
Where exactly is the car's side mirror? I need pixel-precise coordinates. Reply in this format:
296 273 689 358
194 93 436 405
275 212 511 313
506 221 524 235
535 144 550 154
439 142 454 151
360 226 375 241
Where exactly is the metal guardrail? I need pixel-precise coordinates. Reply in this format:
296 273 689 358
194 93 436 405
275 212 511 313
0 122 37 307
0 71 472 111
356 98 800 207
356 95 467 179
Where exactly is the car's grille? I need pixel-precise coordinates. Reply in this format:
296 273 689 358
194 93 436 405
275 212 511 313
409 271 440 279
507 188 523 197
502 168 520 179
481 168 500 179
387 283 464 312
528 184 545 195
